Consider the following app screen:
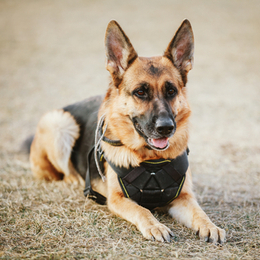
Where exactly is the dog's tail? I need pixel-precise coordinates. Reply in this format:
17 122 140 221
20 135 34 154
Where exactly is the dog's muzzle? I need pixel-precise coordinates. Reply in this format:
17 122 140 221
132 117 176 151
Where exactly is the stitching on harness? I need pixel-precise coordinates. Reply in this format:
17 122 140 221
143 160 171 164
119 177 130 198
166 176 186 205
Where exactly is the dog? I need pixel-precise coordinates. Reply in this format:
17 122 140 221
29 19 226 244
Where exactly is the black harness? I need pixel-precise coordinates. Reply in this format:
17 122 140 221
84 118 189 210
107 152 188 210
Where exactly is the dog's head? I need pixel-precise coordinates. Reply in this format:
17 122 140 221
104 20 193 153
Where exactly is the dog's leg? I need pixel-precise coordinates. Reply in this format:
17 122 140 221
106 166 173 242
30 110 81 184
30 137 64 181
168 168 226 244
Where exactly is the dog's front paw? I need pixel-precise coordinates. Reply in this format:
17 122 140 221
141 223 174 243
63 174 83 185
197 223 226 245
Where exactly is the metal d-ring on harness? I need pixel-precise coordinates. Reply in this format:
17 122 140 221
84 114 189 210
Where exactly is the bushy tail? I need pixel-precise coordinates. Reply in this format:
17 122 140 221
20 135 34 154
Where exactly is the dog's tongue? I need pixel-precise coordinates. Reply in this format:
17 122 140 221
151 138 169 149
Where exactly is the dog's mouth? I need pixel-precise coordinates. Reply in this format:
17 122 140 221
147 137 169 150
133 120 170 151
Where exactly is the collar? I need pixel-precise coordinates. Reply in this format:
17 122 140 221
98 116 153 149
98 116 123 146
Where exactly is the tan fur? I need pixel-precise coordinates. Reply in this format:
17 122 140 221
30 109 82 184
168 168 226 242
30 20 226 244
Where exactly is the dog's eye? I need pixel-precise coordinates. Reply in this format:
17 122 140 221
133 83 150 99
165 82 177 98
167 88 176 96
137 90 145 96
134 88 148 98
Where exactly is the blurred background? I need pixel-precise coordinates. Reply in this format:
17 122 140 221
0 0 259 198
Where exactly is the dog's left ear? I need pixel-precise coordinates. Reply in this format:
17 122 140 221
164 19 194 84
105 20 138 86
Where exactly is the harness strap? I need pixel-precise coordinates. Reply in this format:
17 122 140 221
84 146 107 205
123 166 146 183
84 116 124 205
162 163 182 183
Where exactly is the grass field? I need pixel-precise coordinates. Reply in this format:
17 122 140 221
0 0 260 259
0 152 259 259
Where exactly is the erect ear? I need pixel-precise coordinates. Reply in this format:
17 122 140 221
164 19 194 85
105 20 138 86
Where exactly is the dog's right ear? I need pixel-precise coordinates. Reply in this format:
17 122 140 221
105 20 138 86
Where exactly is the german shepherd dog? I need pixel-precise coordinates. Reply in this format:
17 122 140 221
29 20 226 244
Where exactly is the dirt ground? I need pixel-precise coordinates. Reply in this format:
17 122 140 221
0 0 259 259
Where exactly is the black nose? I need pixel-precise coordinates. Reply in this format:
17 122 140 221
155 119 175 135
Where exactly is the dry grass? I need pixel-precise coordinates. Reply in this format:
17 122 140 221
1 0 260 259
0 152 259 259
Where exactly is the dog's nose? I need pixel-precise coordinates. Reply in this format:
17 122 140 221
155 119 175 135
